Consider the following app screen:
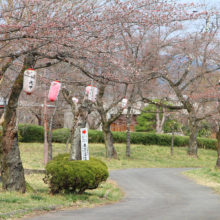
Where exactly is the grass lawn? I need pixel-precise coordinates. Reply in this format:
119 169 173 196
0 142 219 219
183 168 220 195
20 143 217 170
0 177 121 219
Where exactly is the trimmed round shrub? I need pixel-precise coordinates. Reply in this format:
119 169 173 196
43 154 109 194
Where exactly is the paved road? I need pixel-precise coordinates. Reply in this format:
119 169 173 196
23 168 220 219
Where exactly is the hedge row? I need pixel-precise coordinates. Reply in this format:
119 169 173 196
17 124 217 150
53 128 217 150
18 124 45 143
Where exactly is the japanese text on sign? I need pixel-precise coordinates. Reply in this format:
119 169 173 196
80 128 89 160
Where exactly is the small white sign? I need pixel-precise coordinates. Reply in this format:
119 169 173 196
80 128 89 160
88 87 98 102
88 87 93 101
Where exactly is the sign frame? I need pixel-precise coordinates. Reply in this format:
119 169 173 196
80 128 89 160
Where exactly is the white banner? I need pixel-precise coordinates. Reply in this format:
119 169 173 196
80 128 89 160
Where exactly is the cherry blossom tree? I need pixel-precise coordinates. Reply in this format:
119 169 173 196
142 31 220 157
0 0 211 192
95 83 128 159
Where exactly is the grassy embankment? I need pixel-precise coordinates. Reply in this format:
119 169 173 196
0 143 219 219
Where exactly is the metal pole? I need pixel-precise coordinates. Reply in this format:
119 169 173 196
44 69 48 166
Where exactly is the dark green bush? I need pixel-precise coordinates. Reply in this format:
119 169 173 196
52 129 105 143
18 124 45 143
197 137 217 150
88 130 105 143
44 154 109 194
52 128 70 143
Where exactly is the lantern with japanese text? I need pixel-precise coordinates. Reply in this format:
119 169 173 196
23 69 37 95
86 85 98 102
48 80 61 101
72 97 78 104
122 98 128 109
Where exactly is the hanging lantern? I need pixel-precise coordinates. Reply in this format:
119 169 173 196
72 97 78 104
86 85 91 94
86 85 98 102
23 69 37 95
122 98 128 109
48 80 61 101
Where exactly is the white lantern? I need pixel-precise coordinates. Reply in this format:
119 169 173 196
72 97 78 104
23 69 37 95
86 85 98 102
122 98 128 109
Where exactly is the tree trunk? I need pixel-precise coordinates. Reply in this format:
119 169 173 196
69 99 91 161
187 118 198 157
0 68 26 193
156 106 161 133
216 131 220 168
156 106 166 133
65 129 72 153
95 84 125 159
126 106 132 157
35 115 42 126
103 123 118 159
69 126 82 161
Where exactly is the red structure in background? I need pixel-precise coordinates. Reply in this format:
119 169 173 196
110 114 138 132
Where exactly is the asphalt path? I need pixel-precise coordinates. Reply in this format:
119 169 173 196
28 168 220 220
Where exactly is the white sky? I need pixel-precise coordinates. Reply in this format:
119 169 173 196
178 0 219 11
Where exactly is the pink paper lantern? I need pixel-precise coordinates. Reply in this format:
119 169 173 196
86 85 98 102
86 85 91 94
72 97 78 104
23 69 37 95
122 98 128 109
48 80 61 101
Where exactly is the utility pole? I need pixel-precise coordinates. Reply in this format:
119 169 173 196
3 96 7 116
44 69 48 166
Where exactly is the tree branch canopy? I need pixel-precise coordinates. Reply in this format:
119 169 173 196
141 97 185 110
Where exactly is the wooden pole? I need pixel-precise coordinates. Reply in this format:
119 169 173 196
44 69 48 166
3 96 7 116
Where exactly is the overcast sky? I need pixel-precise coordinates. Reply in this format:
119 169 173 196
179 0 219 11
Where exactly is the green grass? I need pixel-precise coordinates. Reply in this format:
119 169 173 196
183 168 220 195
20 143 67 169
0 173 122 218
19 143 217 170
2 142 219 219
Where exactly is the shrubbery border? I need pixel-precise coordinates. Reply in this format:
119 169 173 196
17 124 217 150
